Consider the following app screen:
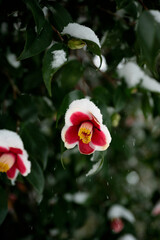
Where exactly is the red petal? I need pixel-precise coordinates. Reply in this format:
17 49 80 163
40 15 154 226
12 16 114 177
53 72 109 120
6 165 17 179
0 146 9 153
16 155 27 175
70 112 90 125
78 140 95 155
90 113 101 129
65 125 79 144
91 128 107 146
9 147 23 154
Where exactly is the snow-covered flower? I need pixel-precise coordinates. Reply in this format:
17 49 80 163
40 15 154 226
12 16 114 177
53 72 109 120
108 204 135 223
118 234 137 240
0 129 31 181
61 98 111 155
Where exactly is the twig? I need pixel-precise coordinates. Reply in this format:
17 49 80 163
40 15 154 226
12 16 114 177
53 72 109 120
3 70 21 99
51 25 64 42
137 0 148 10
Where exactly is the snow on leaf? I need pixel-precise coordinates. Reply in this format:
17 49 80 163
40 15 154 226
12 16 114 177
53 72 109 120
117 62 160 93
51 49 67 69
86 154 104 177
61 23 101 48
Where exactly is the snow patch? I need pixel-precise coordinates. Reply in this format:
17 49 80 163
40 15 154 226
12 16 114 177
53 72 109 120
61 23 101 48
118 234 137 240
64 192 89 204
117 62 160 93
7 53 20 68
150 10 160 24
93 55 108 72
51 50 67 69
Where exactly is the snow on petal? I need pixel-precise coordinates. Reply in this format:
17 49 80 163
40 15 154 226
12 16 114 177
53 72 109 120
51 49 67 69
65 98 102 126
149 10 160 24
108 204 135 223
61 23 101 48
118 234 138 240
118 62 160 93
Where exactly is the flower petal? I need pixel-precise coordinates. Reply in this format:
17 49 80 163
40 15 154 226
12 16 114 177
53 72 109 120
91 124 111 151
16 155 27 175
70 112 91 125
9 147 23 154
61 125 79 149
0 146 9 153
78 140 95 155
6 165 17 179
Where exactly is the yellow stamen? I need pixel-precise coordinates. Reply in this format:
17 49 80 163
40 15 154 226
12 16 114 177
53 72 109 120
0 153 15 172
78 122 93 144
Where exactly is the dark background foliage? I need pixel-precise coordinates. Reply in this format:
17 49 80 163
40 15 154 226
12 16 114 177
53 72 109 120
0 0 160 239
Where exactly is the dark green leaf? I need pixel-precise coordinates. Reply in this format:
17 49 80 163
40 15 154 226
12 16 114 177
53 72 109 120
0 187 8 225
137 11 160 69
20 122 49 169
48 3 73 32
26 158 44 194
56 90 84 127
42 43 68 96
56 60 84 90
18 21 53 60
24 0 45 34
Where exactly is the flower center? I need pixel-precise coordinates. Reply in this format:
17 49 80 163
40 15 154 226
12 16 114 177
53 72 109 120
78 122 93 144
0 153 15 172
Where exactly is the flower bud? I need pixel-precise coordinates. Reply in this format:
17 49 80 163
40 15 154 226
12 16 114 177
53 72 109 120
68 38 86 49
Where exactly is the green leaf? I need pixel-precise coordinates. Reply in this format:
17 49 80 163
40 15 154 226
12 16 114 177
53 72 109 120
18 21 53 60
56 60 84 90
0 187 8 225
14 95 38 121
48 3 73 32
137 11 160 69
85 40 102 68
20 122 49 170
24 0 45 34
56 90 84 127
26 158 44 194
86 152 104 177
42 43 68 96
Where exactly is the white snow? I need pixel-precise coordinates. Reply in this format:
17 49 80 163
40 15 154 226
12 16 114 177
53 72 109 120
61 23 101 48
150 10 160 24
7 53 20 68
93 55 108 72
108 204 135 223
118 234 137 240
51 50 67 69
64 192 89 204
117 62 160 93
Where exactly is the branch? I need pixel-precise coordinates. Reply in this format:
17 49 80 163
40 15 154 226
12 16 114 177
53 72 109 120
51 25 64 42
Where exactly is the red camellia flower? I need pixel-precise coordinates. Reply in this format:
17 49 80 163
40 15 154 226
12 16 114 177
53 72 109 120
0 129 31 181
61 98 111 155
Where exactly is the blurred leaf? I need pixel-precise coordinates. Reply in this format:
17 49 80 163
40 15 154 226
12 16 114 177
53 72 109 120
34 96 55 118
42 43 68 96
18 21 53 60
113 87 127 112
14 95 38 121
22 70 43 91
56 90 84 127
92 86 110 105
24 0 45 34
56 59 84 90
20 122 49 169
0 187 8 225
86 152 104 176
137 11 160 70
141 92 152 118
48 3 73 32
26 158 44 194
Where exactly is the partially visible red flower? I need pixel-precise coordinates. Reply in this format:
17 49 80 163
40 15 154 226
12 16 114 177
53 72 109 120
61 98 111 155
111 218 124 233
152 201 160 216
0 129 31 181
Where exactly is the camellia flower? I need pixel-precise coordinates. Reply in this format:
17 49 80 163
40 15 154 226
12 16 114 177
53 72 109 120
111 218 124 233
61 98 111 155
0 129 31 181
